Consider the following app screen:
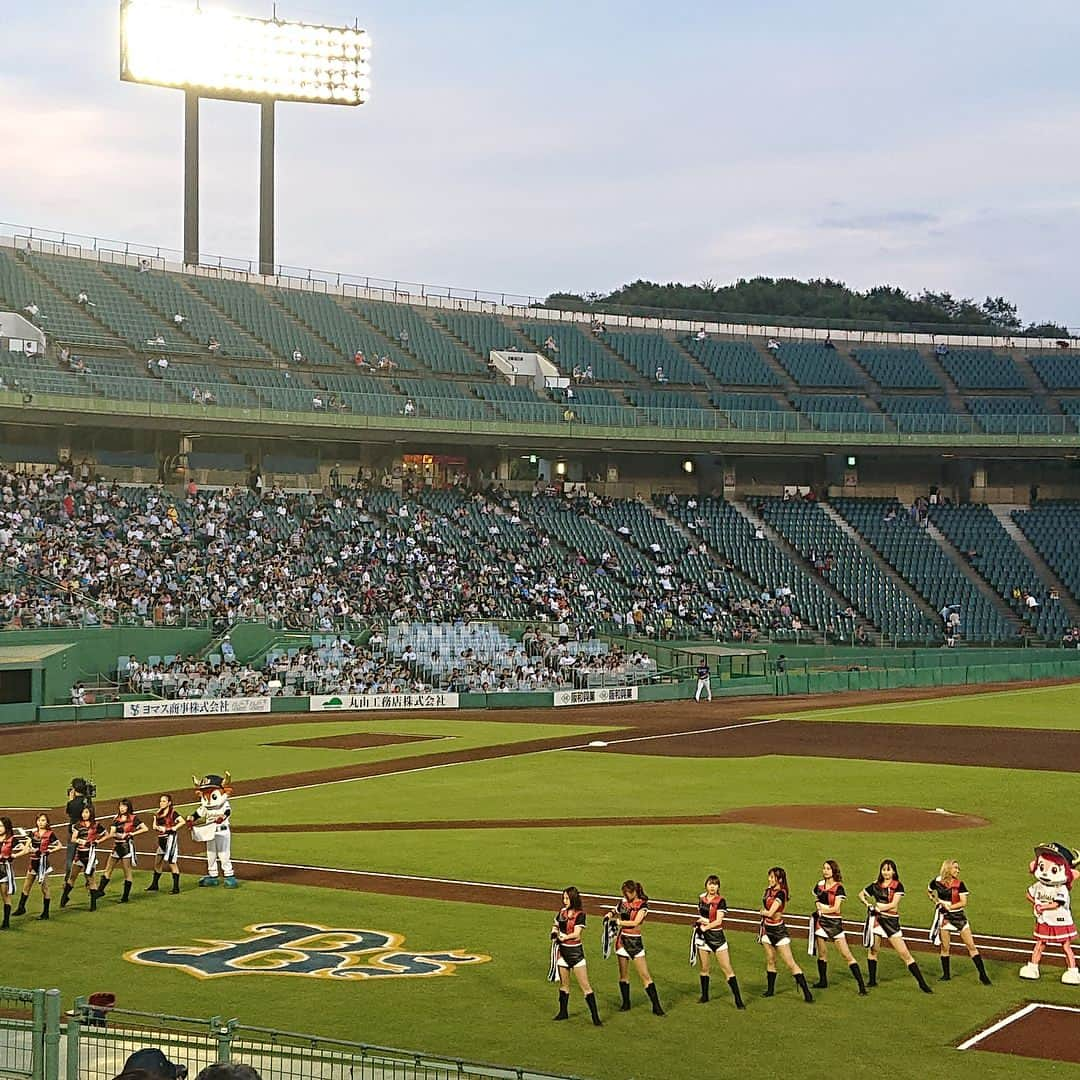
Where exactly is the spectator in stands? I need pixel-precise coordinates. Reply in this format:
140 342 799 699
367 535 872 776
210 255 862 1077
221 636 236 663
191 387 204 405
70 356 88 375
157 356 169 376
23 301 42 323
207 337 220 353
403 398 416 417
353 348 367 368
149 333 166 347
1030 482 1039 506
563 407 576 422
543 335 559 354
591 319 606 336
173 312 186 327
292 348 305 365
934 342 949 357
767 338 780 354
823 336 835 350
397 329 410 348
76 289 94 307
655 366 668 384
378 354 397 372
695 328 707 341
137 258 151 273
114 1046 189 1079
312 394 325 410
196 1064 262 1079
582 365 593 381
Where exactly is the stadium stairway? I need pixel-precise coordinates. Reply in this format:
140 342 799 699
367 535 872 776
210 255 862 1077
817 500 941 623
731 498 880 642
921 348 970 416
990 505 1080 624
922 517 1029 639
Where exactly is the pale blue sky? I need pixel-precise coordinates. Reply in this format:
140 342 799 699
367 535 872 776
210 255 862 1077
3 1 1078 322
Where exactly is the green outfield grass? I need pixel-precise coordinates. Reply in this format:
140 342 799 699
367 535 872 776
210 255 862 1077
2 883 1076 1080
0 717 616 808
769 681 1080 728
235 750 1064 938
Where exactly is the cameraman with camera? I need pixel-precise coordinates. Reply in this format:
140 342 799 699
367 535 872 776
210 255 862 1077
65 777 95 876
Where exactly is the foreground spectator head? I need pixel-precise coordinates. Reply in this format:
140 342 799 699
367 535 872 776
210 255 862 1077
118 1047 188 1079
196 1066 263 1080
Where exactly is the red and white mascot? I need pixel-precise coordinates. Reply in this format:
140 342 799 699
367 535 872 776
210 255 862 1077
1020 841 1079 985
188 773 237 889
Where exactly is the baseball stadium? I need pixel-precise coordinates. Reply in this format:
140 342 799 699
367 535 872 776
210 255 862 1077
2 2 1080 1079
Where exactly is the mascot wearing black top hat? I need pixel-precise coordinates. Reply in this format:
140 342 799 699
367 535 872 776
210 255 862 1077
188 773 237 889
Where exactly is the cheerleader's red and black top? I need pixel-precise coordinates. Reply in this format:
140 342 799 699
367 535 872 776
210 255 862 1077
29 828 57 865
555 907 586 945
698 892 728 925
929 877 968 928
155 808 182 834
762 885 787 924
863 879 904 909
111 813 143 850
617 897 647 938
72 821 99 852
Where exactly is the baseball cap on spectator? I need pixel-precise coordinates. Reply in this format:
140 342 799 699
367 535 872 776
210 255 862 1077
121 1049 188 1079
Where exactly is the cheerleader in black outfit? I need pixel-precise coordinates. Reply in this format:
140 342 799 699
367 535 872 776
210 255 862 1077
811 860 867 994
91 799 148 904
858 859 932 993
693 874 745 1008
928 859 991 984
604 880 665 1015
551 887 602 1026
60 805 101 910
146 795 183 894
13 814 62 920
0 817 29 929
758 866 813 1002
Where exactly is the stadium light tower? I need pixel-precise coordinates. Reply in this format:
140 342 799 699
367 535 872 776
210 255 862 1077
120 0 371 274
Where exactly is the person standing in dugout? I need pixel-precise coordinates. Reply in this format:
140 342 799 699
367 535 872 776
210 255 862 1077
550 886 602 1026
758 866 814 1002
0 817 29 929
692 874 745 1008
809 860 867 994
14 814 62 920
61 805 100 910
928 859 991 985
694 661 712 702
91 798 148 904
604 880 665 1015
858 859 932 993
146 794 183 894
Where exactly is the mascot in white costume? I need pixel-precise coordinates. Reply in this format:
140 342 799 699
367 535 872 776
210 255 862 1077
1020 841 1079 984
188 773 238 889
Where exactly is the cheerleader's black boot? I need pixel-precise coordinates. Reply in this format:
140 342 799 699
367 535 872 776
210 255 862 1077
171 874 181 894
908 961 933 993
2 903 10 929
121 881 132 904
813 959 828 989
553 990 569 1021
13 894 27 917
794 973 814 1003
698 974 710 1003
645 982 665 1016
762 970 777 997
849 962 868 995
618 981 631 1011
146 872 161 892
585 992 602 1026
60 884 73 908
728 976 745 1009
939 955 951 981
89 888 97 912
38 899 50 921
867 959 878 987
93 875 110 898
973 953 992 985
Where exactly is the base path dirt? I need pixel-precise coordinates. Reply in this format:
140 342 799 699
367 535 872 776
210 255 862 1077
963 1004 1080 1062
238 804 988 834
267 732 450 750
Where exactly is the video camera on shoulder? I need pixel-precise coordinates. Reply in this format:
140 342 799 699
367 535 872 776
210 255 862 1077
71 776 97 802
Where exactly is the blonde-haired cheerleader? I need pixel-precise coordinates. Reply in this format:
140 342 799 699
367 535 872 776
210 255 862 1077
13 814 62 920
928 859 991 985
691 874 745 1008
60 805 101 910
809 860 867 994
603 880 665 1015
858 859 932 993
146 795 183 894
91 799 147 904
758 866 813 1003
549 886 602 1026
0 817 29 928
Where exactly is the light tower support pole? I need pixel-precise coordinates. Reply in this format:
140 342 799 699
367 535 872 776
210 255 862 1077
259 99 276 277
183 90 200 266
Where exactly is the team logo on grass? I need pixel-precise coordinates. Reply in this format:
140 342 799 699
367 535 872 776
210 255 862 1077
125 922 491 980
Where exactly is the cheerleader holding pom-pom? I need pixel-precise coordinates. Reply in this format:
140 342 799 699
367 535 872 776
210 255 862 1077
0 817 29 928
14 814 62 920
90 799 148 905
60 805 101 910
603 880 665 1016
691 874 745 1008
810 860 867 994
758 866 814 1003
928 859 991 984
550 886 602 1026
858 859 932 993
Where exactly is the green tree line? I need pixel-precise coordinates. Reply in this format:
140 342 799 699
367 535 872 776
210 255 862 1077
544 277 1068 336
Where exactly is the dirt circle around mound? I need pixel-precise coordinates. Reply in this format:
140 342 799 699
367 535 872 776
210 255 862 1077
727 804 989 831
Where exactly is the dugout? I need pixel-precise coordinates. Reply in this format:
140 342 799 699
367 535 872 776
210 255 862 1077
0 643 75 725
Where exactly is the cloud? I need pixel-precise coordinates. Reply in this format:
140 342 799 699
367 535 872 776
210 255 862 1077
818 210 940 230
